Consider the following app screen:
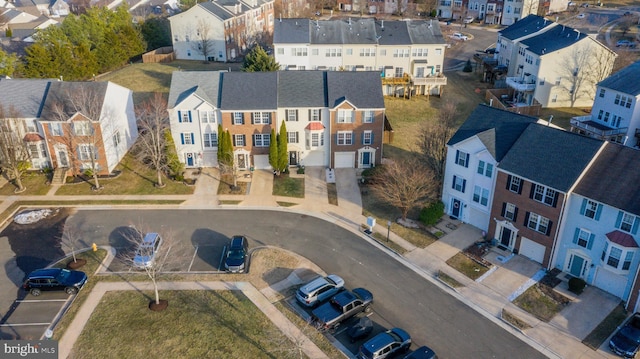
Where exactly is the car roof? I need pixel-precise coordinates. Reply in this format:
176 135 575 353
28 268 63 278
143 232 160 244
301 276 331 292
230 235 245 246
362 329 402 352
405 345 437 359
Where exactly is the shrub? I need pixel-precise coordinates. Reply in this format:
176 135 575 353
419 201 445 226
463 59 473 72
83 169 94 177
297 166 305 174
568 277 586 294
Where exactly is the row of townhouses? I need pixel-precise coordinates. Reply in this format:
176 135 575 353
437 0 567 25
441 93 640 311
169 0 275 62
273 18 448 96
0 79 138 177
167 70 386 170
486 15 616 110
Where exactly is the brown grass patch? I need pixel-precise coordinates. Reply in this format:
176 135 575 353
513 283 570 322
446 252 490 280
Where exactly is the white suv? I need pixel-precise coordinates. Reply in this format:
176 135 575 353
296 274 345 307
452 32 468 41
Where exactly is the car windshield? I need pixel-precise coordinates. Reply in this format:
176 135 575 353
56 269 70 281
228 249 245 259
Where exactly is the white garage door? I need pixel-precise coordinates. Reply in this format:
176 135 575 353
519 237 546 264
594 267 627 298
303 151 325 167
334 152 355 168
253 155 270 169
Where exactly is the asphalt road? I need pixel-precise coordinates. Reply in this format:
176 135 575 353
63 209 545 359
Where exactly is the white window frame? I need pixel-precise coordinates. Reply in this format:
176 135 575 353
584 200 598 219
472 186 489 206
74 121 91 136
287 109 297 122
78 144 96 161
509 176 522 193
363 111 374 123
253 112 270 124
310 109 321 121
527 212 549 234
504 203 516 221
287 131 298 143
363 130 373 145
233 134 245 146
337 131 353 145
533 184 556 206
337 110 354 123
253 134 270 147
233 112 243 124
203 133 217 148
50 123 63 136
576 229 590 248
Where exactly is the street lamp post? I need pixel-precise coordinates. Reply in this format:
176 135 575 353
387 221 391 242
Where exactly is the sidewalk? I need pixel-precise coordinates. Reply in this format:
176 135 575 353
0 168 619 358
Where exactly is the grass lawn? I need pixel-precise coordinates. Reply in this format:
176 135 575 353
446 252 490 280
273 174 304 198
0 172 51 196
72 290 306 359
217 173 248 195
513 284 570 322
501 309 533 331
582 302 627 350
54 155 193 196
437 270 463 288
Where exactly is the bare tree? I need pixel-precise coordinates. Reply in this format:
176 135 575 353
417 100 457 191
612 49 637 73
60 224 86 268
558 45 594 107
43 84 110 189
369 157 438 221
585 46 616 100
618 17 636 37
135 93 169 188
0 105 31 192
119 223 177 308
193 19 214 63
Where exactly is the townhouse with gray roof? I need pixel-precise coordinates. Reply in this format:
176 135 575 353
167 70 385 169
0 78 138 178
273 18 448 97
169 0 275 62
552 143 640 310
492 15 615 109
570 60 640 147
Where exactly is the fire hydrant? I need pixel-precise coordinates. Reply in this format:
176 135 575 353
92 243 98 252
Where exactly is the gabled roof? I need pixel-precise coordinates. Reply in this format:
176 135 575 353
498 15 554 40
276 71 325 108
499 123 603 192
167 71 224 109
274 18 444 46
447 105 538 162
597 61 640 97
326 71 384 109
574 143 640 215
40 82 110 121
219 72 278 110
0 78 51 118
520 24 589 56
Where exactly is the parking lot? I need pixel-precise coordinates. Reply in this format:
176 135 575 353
1 290 73 340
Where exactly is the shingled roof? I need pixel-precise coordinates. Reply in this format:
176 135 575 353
167 71 224 109
498 15 554 40
499 123 603 192
520 24 589 56
447 104 538 162
0 79 51 118
597 60 640 97
574 143 640 215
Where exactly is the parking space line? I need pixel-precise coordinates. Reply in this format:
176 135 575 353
17 299 69 303
218 246 226 271
0 323 51 327
188 246 198 272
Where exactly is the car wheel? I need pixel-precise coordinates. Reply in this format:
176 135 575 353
364 305 372 313
30 288 41 296
65 287 78 295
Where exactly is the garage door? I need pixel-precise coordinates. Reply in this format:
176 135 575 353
253 155 270 169
519 237 546 264
594 267 627 298
303 151 325 167
334 152 355 168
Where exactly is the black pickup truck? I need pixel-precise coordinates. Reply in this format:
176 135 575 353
311 288 373 331
610 312 640 358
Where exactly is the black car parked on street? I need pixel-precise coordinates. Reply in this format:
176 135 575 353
22 268 88 296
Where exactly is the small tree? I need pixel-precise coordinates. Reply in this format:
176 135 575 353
193 19 214 63
417 100 457 194
0 105 31 192
369 158 438 221
269 128 278 171
277 121 288 173
242 45 280 72
164 129 183 180
135 93 169 187
119 223 178 310
60 225 86 268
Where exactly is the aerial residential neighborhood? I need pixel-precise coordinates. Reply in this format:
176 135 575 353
1 0 640 358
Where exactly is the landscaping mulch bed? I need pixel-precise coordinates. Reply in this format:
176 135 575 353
540 268 562 288
462 243 493 268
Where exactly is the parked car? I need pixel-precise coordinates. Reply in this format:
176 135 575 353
22 268 88 296
581 3 589 7
403 345 438 359
133 232 163 268
451 33 468 41
463 16 474 24
311 287 373 331
576 13 586 18
357 327 412 359
296 274 345 307
348 316 374 342
610 312 640 358
616 40 636 48
225 235 249 273
623 11 632 16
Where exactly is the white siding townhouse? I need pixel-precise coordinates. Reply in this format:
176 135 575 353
570 61 640 147
496 15 615 108
273 18 448 96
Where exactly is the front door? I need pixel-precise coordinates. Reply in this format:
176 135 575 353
237 154 247 169
58 149 69 167
362 152 371 167
569 254 585 277
186 153 194 167
500 227 512 248
451 198 461 218
289 151 298 166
